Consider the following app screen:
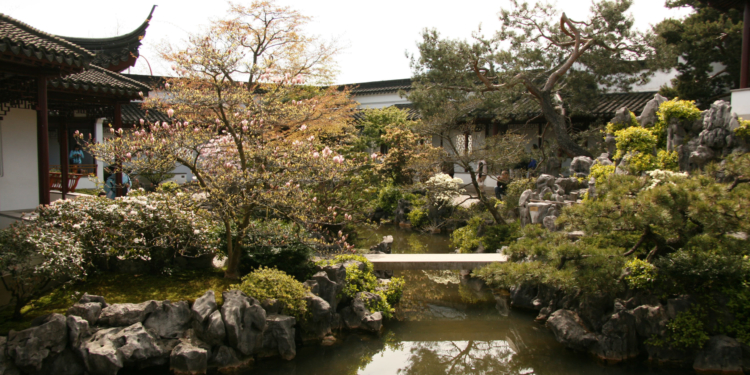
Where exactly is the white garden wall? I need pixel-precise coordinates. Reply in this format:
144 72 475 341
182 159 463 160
0 108 39 211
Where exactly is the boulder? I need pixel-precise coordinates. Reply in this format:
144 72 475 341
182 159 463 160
591 311 640 363
261 299 284 315
361 312 383 333
570 156 594 177
300 294 332 342
543 215 559 232
66 315 89 360
78 293 108 307
510 283 538 310
67 302 102 325
536 174 556 191
545 309 597 352
6 313 68 372
0 337 20 375
369 235 393 254
212 345 253 373
632 304 667 339
170 342 208 375
312 271 341 311
639 94 667 128
694 335 743 374
611 107 634 128
262 315 296 361
110 323 166 366
221 290 266 356
144 301 192 339
98 300 158 326
191 290 217 323
80 327 124 375
25 348 84 375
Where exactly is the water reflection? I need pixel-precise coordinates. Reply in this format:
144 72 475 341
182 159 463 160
248 227 687 374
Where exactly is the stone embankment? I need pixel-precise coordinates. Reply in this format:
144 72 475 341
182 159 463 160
0 259 387 375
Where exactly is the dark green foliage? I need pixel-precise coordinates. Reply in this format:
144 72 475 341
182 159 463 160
218 220 315 281
648 307 710 349
481 221 520 252
654 0 742 106
232 267 309 320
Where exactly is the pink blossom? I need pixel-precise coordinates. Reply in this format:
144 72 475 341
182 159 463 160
322 147 332 158
109 128 115 133
285 180 292 187
165 83 170 89
138 91 143 97
242 126 249 132
312 197 317 202
194 128 200 133
215 119 221 124
308 135 315 142
184 121 189 126
241 120 248 126
167 108 174 118
74 130 80 135
312 152 320 158
139 119 145 126
299 125 307 131
125 152 132 159
371 153 378 160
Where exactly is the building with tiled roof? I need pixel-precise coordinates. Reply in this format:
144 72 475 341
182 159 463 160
0 9 160 214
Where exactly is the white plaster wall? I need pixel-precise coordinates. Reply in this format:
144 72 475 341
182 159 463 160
732 89 750 121
0 108 39 211
354 93 410 109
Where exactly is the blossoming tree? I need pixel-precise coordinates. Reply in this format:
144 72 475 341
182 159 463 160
81 1 370 279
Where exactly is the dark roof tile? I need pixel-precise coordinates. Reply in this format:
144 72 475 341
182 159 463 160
49 65 151 96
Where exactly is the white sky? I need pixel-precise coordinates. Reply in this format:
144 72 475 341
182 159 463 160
5 0 692 85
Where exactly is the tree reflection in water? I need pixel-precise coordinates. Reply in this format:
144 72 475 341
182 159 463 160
398 340 526 375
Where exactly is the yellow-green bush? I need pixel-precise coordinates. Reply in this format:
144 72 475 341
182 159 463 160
589 164 615 183
624 258 656 290
407 208 429 228
614 127 657 159
653 99 701 144
604 111 638 134
734 119 750 141
451 216 483 253
656 150 679 171
232 267 309 320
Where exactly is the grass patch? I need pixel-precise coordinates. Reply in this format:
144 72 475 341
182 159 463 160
0 268 234 335
74 188 100 196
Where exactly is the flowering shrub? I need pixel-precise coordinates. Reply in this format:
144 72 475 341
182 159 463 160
34 192 217 271
423 173 464 207
0 223 85 319
232 267 309 320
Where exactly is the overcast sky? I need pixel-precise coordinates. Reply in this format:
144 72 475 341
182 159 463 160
5 0 692 85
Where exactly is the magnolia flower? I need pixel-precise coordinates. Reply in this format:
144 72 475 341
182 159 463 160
165 83 170 89
193 229 201 234
224 162 233 169
371 153 378 160
74 130 80 136
322 147 332 158
194 128 200 133
242 126 249 132
312 152 320 158
300 125 307 131
333 155 344 164
139 119 145 126
215 118 221 124
73 224 81 229
285 181 292 187
241 119 248 126
167 108 174 118
138 91 144 97
312 197 317 202
184 121 189 126
125 152 132 159
109 128 115 133
308 135 315 142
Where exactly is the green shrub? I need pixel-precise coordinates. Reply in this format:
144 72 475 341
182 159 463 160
502 178 535 215
407 208 429 228
724 282 750 344
482 222 520 251
734 119 750 141
604 111 639 134
589 164 615 183
656 150 679 171
624 258 656 290
614 126 657 159
451 216 483 253
648 307 710 349
232 267 309 320
156 181 181 193
316 255 404 318
375 185 403 214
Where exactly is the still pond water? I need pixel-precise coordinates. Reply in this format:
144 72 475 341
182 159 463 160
247 226 690 375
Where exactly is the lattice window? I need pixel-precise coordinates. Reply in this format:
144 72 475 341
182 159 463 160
455 133 473 155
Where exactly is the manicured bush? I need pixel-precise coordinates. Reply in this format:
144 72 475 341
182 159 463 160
450 216 484 253
624 258 656 290
407 208 429 228
589 164 615 183
614 126 657 159
34 191 218 272
0 223 86 319
232 267 309 320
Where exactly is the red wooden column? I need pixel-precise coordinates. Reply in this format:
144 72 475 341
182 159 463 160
36 77 50 205
59 120 69 199
114 103 125 198
741 1 750 88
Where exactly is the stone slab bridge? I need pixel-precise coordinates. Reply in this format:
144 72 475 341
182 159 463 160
363 253 508 270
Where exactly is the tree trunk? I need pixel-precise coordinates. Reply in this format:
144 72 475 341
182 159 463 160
539 91 592 158
223 221 241 279
467 167 506 226
13 298 25 320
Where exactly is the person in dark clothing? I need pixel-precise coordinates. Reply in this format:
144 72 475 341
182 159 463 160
495 170 510 200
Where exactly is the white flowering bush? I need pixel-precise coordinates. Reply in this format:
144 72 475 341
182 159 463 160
0 222 85 319
34 191 218 272
645 169 689 190
423 173 465 207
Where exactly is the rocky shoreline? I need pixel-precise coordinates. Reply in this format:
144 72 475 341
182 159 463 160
505 283 750 374
0 259 388 375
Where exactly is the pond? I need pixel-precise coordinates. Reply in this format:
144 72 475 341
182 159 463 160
247 226 689 375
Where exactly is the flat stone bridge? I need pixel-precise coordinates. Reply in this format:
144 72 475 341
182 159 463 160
363 253 508 270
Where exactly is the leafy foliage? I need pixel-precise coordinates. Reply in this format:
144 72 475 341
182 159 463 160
624 258 656 290
407 208 429 229
232 267 309 320
734 119 750 141
614 126 657 160
589 164 615 183
648 307 710 349
451 217 484 254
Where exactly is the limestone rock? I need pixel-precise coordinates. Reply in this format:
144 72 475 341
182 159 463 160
111 323 166 366
6 313 68 372
170 341 208 375
66 315 89 360
639 94 667 128
543 215 558 232
25 348 84 375
369 235 393 254
545 309 597 352
99 301 158 326
694 335 743 374
80 327 124 375
67 302 102 325
191 290 217 323
510 283 538 310
78 293 108 307
300 294 332 342
591 311 640 363
570 156 594 178
361 312 383 333
221 290 266 356
312 271 341 311
632 304 667 339
262 315 296 361
0 337 20 375
536 174 556 191
144 300 192 339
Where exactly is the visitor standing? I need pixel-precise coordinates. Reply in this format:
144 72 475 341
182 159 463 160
495 170 510 200
103 173 131 199
69 145 84 173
